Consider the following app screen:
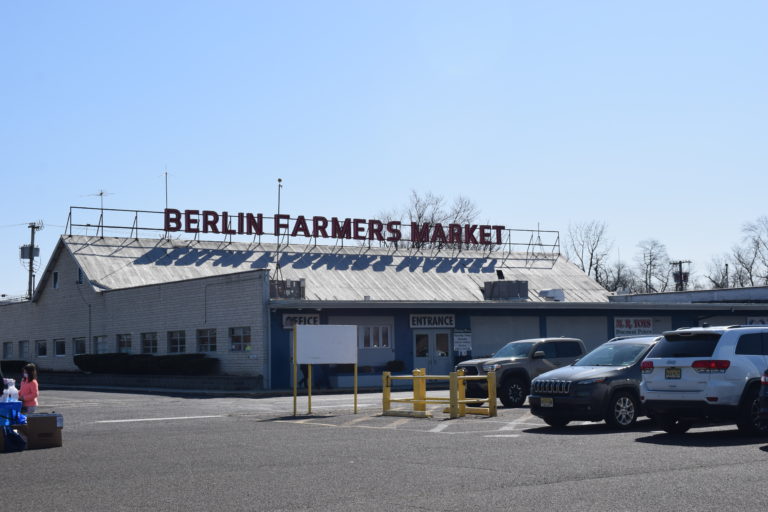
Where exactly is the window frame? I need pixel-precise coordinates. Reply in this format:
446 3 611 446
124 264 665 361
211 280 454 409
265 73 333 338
229 327 252 352
54 338 66 357
358 325 392 350
197 329 217 353
2 341 13 359
117 334 132 354
19 340 29 359
35 339 48 357
141 332 158 354
168 330 186 353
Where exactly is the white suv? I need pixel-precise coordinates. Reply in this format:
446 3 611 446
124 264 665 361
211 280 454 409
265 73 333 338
640 325 768 435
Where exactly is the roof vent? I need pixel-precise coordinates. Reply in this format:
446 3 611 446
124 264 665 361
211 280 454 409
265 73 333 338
539 289 565 302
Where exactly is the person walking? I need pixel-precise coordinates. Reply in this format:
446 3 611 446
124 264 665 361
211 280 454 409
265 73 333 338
19 363 39 414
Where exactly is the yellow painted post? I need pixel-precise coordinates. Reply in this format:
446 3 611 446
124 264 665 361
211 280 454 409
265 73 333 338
457 369 466 417
487 371 497 417
413 368 426 413
292 326 298 417
449 371 459 419
307 364 313 414
382 371 391 414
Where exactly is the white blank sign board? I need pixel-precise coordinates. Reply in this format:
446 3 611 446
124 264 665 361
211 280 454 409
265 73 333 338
296 325 358 364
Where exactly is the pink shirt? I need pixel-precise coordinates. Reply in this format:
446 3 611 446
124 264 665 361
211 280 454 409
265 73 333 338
19 379 38 407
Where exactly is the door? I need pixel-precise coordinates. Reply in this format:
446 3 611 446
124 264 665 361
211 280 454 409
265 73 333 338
413 330 453 375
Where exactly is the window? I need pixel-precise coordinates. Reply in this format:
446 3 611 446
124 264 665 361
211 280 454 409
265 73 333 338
93 335 107 354
141 332 158 354
52 271 59 289
19 340 29 358
36 340 48 357
77 268 85 285
538 342 558 359
556 341 583 358
54 338 66 356
73 337 86 355
736 333 765 355
229 327 251 352
2 342 12 359
168 331 186 353
197 329 217 352
648 333 721 358
117 334 132 354
359 326 391 349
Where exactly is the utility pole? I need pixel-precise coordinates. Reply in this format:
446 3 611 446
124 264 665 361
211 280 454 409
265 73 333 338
671 260 691 292
25 221 44 300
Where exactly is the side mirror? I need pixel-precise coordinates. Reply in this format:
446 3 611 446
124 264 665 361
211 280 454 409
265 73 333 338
533 350 546 359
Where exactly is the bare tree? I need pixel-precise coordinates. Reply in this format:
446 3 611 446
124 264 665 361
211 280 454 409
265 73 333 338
636 239 671 293
564 221 612 285
704 255 731 289
731 240 761 287
601 259 639 293
742 216 768 284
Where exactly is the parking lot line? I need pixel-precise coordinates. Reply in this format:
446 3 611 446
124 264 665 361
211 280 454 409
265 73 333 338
95 415 225 424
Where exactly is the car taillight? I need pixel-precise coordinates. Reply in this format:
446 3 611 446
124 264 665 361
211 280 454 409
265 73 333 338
640 361 653 374
761 372 768 385
691 360 730 373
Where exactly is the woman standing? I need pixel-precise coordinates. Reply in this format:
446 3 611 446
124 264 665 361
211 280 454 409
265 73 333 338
19 363 39 414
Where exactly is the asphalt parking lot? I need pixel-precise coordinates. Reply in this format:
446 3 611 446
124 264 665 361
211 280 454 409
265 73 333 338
4 389 768 511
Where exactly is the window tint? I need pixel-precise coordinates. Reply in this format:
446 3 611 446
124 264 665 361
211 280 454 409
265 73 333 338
538 342 558 359
647 333 721 358
735 333 763 355
556 341 582 357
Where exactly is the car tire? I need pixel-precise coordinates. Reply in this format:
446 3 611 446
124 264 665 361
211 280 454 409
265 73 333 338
656 415 692 435
736 386 768 436
544 418 569 428
499 377 528 408
605 391 638 429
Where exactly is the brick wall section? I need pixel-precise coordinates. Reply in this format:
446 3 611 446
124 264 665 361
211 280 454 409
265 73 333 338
0 247 270 379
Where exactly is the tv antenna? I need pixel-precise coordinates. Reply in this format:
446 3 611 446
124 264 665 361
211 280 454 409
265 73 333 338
275 178 284 281
87 190 114 237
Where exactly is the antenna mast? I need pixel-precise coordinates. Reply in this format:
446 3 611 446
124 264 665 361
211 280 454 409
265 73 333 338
275 178 284 281
24 221 44 299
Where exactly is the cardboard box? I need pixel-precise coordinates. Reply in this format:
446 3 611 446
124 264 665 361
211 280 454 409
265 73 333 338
18 413 63 449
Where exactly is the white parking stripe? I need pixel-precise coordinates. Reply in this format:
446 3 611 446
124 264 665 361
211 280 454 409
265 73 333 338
499 412 536 431
95 415 225 424
429 422 451 433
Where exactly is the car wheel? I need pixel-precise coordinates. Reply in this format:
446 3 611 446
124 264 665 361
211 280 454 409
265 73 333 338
499 377 528 408
656 415 692 435
544 418 569 428
605 391 638 429
736 387 768 436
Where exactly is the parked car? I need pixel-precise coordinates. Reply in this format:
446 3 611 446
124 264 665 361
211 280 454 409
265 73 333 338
640 325 768 435
528 336 660 429
456 337 586 408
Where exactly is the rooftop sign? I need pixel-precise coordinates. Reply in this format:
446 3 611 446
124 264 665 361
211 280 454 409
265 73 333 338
164 208 506 246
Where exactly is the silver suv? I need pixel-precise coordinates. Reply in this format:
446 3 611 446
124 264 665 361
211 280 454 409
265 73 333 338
456 337 586 408
640 325 768 435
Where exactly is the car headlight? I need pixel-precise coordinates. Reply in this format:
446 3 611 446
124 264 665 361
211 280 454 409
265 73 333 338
482 363 502 372
577 378 607 385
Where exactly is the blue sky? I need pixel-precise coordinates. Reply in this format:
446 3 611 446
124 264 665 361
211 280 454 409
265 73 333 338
1 1 766 296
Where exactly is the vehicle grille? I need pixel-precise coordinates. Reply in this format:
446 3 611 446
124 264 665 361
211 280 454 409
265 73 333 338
459 366 478 375
532 379 572 395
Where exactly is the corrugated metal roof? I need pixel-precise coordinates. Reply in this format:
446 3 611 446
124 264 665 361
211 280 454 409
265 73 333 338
60 235 610 303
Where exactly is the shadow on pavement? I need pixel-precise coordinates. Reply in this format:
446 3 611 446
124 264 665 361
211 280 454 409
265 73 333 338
523 418 658 436
635 428 768 447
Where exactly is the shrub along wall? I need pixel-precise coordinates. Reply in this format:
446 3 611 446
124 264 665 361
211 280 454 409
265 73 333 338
73 353 219 375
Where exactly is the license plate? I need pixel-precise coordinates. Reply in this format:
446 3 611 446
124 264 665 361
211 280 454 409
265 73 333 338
540 397 553 408
665 367 681 379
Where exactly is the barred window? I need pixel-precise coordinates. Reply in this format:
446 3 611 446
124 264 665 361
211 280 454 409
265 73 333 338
73 337 86 355
359 326 391 349
54 338 66 356
36 340 48 357
229 327 251 352
141 332 158 354
197 329 217 352
168 331 186 353
117 334 132 354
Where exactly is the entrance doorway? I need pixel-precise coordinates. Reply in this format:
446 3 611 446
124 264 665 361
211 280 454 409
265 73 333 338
413 330 452 375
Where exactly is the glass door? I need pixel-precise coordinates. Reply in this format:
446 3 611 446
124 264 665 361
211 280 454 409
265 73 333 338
413 330 453 375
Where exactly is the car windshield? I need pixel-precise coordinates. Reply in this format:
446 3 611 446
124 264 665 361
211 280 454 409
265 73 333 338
574 343 651 367
493 342 534 358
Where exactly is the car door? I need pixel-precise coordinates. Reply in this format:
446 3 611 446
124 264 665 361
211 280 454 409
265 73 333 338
530 341 559 378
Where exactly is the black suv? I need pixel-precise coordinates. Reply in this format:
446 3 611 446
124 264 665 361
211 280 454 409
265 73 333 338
529 336 660 428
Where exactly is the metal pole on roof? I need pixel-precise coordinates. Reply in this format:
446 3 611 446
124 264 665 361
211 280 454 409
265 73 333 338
275 178 284 281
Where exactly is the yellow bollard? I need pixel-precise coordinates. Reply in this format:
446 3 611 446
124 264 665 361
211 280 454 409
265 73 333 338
457 369 466 417
382 371 391 415
487 371 497 417
449 371 459 419
413 369 426 413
